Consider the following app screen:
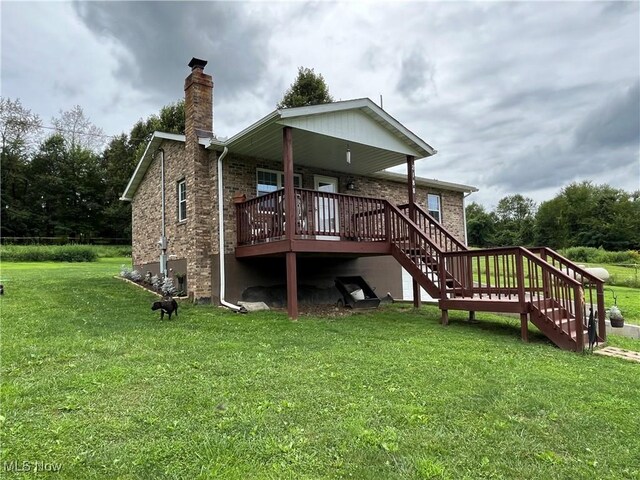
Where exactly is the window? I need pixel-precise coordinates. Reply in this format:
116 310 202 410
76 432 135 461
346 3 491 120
427 193 441 223
177 179 187 222
256 168 301 196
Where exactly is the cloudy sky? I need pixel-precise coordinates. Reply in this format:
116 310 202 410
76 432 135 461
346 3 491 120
2 1 638 208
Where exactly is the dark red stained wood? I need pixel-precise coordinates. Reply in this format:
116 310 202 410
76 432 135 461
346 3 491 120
235 239 290 258
520 313 529 342
283 127 295 243
439 298 522 313
406 155 421 308
291 239 390 255
286 251 298 320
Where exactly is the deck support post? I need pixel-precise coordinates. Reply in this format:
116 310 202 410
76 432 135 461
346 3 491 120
520 313 529 342
286 252 298 320
407 154 421 309
441 309 449 325
283 126 295 242
468 311 476 323
283 126 298 320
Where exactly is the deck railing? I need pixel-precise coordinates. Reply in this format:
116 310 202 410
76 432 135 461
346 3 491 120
236 188 388 245
387 203 447 293
294 188 387 240
441 246 587 349
529 247 606 341
398 203 467 252
236 190 285 245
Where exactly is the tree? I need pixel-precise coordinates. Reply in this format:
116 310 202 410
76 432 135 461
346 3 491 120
277 67 334 109
51 105 105 152
99 99 186 241
0 98 42 237
26 134 105 239
534 196 569 249
0 97 42 154
553 181 640 250
492 194 537 246
465 202 496 247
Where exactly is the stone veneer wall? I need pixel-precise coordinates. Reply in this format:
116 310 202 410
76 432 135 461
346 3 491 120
131 140 218 301
221 154 466 254
131 140 191 267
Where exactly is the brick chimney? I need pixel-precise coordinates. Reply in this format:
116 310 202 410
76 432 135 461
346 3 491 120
184 57 213 144
183 57 215 303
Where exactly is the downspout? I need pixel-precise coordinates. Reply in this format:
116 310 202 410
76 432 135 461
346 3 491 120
158 148 168 276
217 146 243 312
462 191 473 247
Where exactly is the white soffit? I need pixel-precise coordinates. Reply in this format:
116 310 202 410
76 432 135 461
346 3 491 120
277 108 419 157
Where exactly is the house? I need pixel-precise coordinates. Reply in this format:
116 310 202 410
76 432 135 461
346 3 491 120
121 58 474 307
122 58 606 352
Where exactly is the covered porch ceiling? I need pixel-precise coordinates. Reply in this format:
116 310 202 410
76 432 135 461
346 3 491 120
214 98 437 176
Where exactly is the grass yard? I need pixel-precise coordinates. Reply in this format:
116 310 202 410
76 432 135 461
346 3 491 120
1 259 639 479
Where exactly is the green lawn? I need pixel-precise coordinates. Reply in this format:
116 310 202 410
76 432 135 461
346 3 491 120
1 259 639 479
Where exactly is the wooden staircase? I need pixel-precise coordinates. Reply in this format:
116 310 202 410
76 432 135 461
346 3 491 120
389 202 606 352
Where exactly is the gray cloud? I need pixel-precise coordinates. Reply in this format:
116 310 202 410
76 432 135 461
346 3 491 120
396 50 437 102
72 1 270 103
574 81 640 149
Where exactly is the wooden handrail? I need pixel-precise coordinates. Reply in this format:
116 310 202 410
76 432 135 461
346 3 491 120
529 246 606 343
398 202 467 252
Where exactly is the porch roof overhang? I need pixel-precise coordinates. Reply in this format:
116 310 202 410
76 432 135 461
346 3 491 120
215 98 437 175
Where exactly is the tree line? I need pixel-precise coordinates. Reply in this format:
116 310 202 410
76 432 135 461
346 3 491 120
466 184 640 251
1 97 185 242
0 68 333 244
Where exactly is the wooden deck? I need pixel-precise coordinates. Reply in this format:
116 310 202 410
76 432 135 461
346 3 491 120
234 191 606 352
235 188 392 257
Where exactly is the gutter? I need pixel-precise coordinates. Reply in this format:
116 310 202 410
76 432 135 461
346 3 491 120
216 146 243 312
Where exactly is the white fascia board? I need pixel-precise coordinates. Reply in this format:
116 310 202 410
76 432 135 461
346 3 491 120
278 98 371 118
372 171 478 193
224 110 280 146
120 131 185 201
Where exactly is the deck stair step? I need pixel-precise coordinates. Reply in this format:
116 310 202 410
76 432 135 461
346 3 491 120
388 202 603 352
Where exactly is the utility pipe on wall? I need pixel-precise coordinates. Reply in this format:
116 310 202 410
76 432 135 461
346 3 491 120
158 148 168 276
217 146 242 312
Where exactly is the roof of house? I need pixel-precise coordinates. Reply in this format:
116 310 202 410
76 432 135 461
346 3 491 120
371 171 478 194
121 99 475 201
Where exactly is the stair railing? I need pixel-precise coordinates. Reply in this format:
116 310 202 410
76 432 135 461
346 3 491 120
529 247 606 343
521 247 585 350
398 203 467 252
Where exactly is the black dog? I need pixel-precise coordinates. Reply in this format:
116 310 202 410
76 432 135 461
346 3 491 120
151 297 178 320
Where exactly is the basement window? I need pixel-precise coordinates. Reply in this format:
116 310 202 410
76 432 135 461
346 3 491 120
177 179 187 222
256 168 301 196
427 193 441 223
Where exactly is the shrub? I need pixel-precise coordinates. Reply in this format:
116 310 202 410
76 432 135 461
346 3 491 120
161 277 177 296
94 245 132 258
129 270 143 282
0 245 98 262
120 265 132 278
559 246 640 265
151 275 162 291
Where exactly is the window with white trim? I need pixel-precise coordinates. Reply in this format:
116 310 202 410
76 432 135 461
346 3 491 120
427 193 441 223
256 168 301 196
177 179 187 222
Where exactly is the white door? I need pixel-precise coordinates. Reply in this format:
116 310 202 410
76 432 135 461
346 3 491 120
313 175 339 240
401 268 436 302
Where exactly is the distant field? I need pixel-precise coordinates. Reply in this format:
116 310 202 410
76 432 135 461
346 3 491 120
1 259 638 479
